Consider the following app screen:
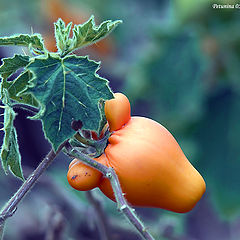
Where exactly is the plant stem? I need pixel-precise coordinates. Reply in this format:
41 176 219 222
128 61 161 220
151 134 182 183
12 103 39 115
0 226 3 240
68 146 109 174
106 168 155 240
0 142 66 239
67 146 155 240
74 132 95 147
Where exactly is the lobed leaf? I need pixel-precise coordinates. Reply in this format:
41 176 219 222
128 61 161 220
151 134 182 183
25 54 113 150
1 71 39 107
54 19 73 53
0 34 45 52
0 54 30 80
72 16 122 50
54 16 122 55
0 55 39 107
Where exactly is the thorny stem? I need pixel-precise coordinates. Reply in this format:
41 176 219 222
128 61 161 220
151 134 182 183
67 146 155 240
0 139 155 240
86 191 111 240
0 142 66 239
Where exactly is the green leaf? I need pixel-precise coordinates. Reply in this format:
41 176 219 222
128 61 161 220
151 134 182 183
0 34 45 52
25 54 113 150
54 19 73 53
71 16 122 50
2 71 39 107
54 16 122 55
0 106 24 181
0 54 30 80
0 55 39 107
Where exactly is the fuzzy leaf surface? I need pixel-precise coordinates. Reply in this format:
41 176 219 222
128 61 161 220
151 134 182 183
0 55 38 107
71 16 122 50
0 54 30 80
1 71 39 107
0 106 24 180
25 54 113 150
54 17 122 55
54 19 72 53
0 34 45 51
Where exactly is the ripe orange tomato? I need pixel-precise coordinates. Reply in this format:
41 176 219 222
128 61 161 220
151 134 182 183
67 159 103 191
97 116 206 213
67 93 206 213
104 93 131 132
68 158 79 169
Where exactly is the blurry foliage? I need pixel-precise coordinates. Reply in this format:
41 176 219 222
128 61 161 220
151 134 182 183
125 28 207 130
196 89 240 218
1 0 240 239
124 0 240 220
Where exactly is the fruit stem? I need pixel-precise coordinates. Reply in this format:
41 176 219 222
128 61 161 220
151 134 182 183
66 145 155 240
0 141 66 240
73 131 110 157
74 132 95 146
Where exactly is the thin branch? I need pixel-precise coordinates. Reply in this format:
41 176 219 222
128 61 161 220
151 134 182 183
66 145 155 240
86 191 111 240
106 168 154 240
12 103 39 115
0 141 67 237
0 227 3 240
45 207 65 240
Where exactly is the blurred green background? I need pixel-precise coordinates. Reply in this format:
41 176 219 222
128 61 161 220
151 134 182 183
0 0 240 239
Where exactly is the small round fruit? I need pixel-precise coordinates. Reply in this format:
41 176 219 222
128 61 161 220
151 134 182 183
68 158 79 169
67 159 103 191
105 93 131 131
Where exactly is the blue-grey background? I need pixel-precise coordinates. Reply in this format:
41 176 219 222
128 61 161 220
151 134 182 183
0 0 240 239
